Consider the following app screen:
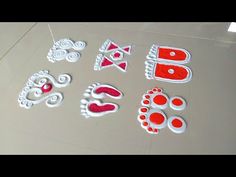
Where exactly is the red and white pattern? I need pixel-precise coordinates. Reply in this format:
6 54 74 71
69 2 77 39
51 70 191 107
94 39 132 72
137 86 188 135
167 116 187 134
81 82 123 118
145 44 192 83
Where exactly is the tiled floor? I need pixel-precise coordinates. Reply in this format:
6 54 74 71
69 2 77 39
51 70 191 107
0 22 236 154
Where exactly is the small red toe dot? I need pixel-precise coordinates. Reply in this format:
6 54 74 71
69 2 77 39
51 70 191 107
145 95 150 99
143 100 150 104
148 91 154 94
140 108 148 112
143 122 148 126
153 129 158 132
148 127 153 131
153 88 158 91
139 115 146 120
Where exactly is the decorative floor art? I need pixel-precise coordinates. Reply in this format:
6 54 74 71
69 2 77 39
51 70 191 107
18 37 192 136
80 83 123 118
94 39 132 72
47 38 86 63
18 70 71 109
138 86 187 134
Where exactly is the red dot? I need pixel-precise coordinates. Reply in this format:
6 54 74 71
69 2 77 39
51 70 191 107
143 122 148 126
172 118 183 128
148 127 153 131
153 129 158 132
143 100 150 105
149 113 165 125
139 115 146 120
148 91 153 94
145 95 150 99
172 98 183 106
153 88 158 91
140 108 148 112
41 83 53 93
157 88 162 92
153 95 167 105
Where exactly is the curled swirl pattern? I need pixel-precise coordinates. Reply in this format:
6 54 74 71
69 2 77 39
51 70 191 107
53 38 74 49
73 41 86 51
18 70 71 109
65 52 80 62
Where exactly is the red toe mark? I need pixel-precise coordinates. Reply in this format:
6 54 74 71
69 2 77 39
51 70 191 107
143 100 150 105
95 86 121 97
143 122 148 126
172 98 183 106
88 103 115 113
148 91 154 94
145 95 150 99
153 95 167 105
139 115 146 120
148 127 153 132
152 88 158 92
140 107 148 113
149 113 165 125
172 118 183 128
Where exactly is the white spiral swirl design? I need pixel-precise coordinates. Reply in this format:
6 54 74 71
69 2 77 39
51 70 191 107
54 38 74 49
73 41 86 50
65 52 80 62
47 49 68 62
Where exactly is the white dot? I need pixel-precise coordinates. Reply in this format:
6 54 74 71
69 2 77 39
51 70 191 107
168 69 174 74
170 51 175 56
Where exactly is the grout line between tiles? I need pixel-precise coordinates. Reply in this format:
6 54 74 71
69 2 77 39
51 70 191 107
0 23 38 62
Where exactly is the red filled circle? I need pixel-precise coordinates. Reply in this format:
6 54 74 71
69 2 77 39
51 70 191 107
171 118 183 128
143 122 148 126
172 98 183 106
139 115 146 120
149 112 165 125
143 100 150 105
153 94 167 105
145 95 150 99
41 83 53 93
140 108 148 113
148 127 153 131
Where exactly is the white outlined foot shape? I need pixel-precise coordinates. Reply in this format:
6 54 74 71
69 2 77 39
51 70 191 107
83 83 123 99
167 116 187 134
145 60 192 83
18 70 71 109
47 38 86 63
80 99 119 118
147 44 191 64
141 87 169 110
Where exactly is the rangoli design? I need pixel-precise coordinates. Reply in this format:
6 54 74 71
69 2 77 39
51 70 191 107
145 44 192 83
47 38 86 63
94 39 132 72
18 70 71 109
81 83 123 118
138 86 187 134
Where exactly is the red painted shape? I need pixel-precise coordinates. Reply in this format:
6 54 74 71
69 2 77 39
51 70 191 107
172 98 183 106
148 91 154 94
143 122 148 126
41 83 53 93
95 86 121 97
88 103 115 113
149 112 165 125
155 63 188 80
114 52 121 58
141 108 148 112
123 46 131 53
143 100 150 104
117 62 127 71
159 47 187 61
139 115 146 120
148 127 153 131
172 118 183 128
153 95 167 105
101 57 113 67
145 95 150 99
107 42 118 51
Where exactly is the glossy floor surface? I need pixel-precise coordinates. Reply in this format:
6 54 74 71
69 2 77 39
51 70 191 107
0 23 236 154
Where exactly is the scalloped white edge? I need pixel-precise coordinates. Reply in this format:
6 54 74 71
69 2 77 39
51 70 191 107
167 115 187 134
80 99 119 118
169 96 187 111
145 60 192 83
83 82 123 99
146 44 191 64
